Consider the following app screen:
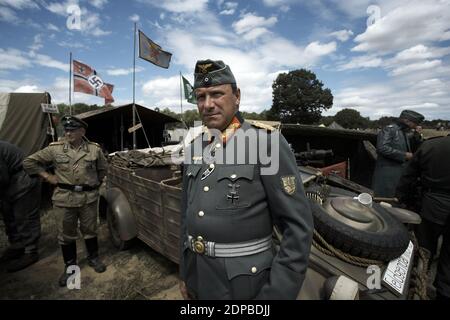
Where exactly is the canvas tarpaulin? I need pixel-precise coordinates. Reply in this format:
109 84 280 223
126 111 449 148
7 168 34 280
0 92 52 156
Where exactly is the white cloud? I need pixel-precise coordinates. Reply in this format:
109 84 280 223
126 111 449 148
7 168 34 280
57 41 87 49
0 0 39 10
129 14 139 22
29 34 43 52
0 5 19 23
106 66 144 76
337 55 383 70
14 85 40 93
220 1 237 15
329 29 353 42
330 76 450 120
89 0 108 9
46 0 78 16
142 75 183 109
391 60 442 76
393 45 450 62
232 13 277 35
46 23 60 31
137 0 208 13
32 53 69 72
46 1 111 36
0 48 32 70
352 0 450 53
242 27 270 41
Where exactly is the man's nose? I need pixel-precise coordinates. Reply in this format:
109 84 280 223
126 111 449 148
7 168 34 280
204 95 214 109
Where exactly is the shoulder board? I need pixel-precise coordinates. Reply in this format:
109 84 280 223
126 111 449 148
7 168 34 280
247 120 276 132
49 141 64 146
88 142 100 147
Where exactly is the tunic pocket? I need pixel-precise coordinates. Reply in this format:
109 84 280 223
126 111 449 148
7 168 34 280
224 249 273 299
55 155 70 171
215 165 254 210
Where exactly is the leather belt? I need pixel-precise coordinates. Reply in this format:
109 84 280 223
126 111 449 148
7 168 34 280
187 235 272 257
57 183 99 192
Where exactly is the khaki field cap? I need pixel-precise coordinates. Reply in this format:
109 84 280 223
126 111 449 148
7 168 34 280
399 110 425 124
61 115 88 130
193 59 236 89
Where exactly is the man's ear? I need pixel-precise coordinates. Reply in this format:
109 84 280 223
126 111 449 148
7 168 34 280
235 88 241 109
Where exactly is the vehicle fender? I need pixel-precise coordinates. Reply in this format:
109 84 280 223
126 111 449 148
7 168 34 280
106 187 137 241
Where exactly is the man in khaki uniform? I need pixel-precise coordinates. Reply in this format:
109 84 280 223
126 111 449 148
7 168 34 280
23 115 107 287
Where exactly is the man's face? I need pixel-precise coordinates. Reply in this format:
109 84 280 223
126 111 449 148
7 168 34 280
64 127 85 144
403 119 418 129
195 84 240 131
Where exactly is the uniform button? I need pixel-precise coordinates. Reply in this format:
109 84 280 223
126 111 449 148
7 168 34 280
203 186 210 192
215 143 221 148
209 163 215 169
230 174 237 179
251 267 257 274
198 211 205 217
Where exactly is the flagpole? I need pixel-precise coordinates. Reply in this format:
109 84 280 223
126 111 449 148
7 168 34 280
132 22 137 150
179 71 184 121
69 52 72 115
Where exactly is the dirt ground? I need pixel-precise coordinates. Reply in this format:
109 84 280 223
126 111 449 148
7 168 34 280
0 209 183 300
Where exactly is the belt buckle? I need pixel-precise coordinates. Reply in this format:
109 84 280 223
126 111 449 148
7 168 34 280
74 185 83 192
193 236 205 254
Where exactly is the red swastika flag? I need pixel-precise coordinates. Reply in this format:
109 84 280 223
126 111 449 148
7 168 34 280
73 59 114 104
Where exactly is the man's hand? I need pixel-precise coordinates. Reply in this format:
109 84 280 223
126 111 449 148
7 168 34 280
405 152 413 160
40 172 58 185
179 281 190 300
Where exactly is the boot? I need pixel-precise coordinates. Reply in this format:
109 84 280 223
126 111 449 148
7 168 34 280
85 237 106 273
58 242 78 287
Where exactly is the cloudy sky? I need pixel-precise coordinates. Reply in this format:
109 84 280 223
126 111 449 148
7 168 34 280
1 0 449 119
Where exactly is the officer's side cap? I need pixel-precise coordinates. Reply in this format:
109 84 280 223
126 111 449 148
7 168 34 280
193 59 236 89
399 110 425 124
61 115 88 130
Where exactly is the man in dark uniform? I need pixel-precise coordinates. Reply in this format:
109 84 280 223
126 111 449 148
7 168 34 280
23 116 107 287
0 141 41 272
372 109 424 197
179 59 313 300
397 134 450 300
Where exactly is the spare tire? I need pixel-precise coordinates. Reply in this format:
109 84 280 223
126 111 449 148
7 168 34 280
307 191 410 261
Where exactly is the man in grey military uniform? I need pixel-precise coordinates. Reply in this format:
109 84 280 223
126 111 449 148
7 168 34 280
23 115 107 287
179 59 313 300
371 109 424 197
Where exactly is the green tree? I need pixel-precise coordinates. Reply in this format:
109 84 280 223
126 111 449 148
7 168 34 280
334 108 369 129
160 107 181 120
182 109 201 127
270 69 333 124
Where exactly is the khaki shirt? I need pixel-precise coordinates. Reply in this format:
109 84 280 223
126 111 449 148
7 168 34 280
23 139 107 207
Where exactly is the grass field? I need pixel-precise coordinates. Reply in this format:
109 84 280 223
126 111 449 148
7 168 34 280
422 129 449 139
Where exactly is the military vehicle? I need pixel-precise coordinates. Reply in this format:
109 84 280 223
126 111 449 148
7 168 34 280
98 124 429 300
